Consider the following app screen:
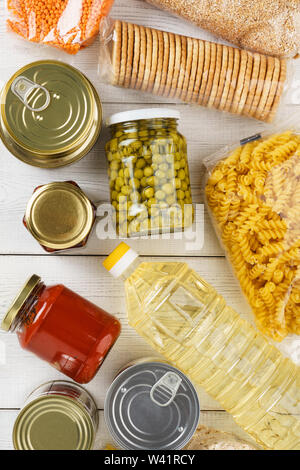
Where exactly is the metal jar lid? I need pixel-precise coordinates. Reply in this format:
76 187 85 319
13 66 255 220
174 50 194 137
24 182 96 251
0 60 102 168
105 362 200 450
13 394 95 450
1 275 41 332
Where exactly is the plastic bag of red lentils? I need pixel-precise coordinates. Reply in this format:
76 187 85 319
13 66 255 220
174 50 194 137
5 0 115 54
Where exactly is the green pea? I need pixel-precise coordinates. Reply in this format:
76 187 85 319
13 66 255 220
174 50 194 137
181 181 188 191
162 183 174 195
111 190 118 200
136 158 146 169
129 178 140 189
110 170 118 181
134 168 144 179
178 169 186 180
175 178 181 189
140 176 148 187
121 186 131 196
166 195 176 205
147 176 155 186
144 166 154 177
155 170 166 180
159 163 169 172
156 190 165 200
110 161 119 170
177 189 185 200
144 187 154 199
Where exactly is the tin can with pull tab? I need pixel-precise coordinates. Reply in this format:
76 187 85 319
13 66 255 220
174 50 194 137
0 61 102 168
104 360 200 450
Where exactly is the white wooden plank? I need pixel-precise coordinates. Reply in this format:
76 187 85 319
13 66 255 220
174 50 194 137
0 100 289 257
0 409 258 450
0 255 298 411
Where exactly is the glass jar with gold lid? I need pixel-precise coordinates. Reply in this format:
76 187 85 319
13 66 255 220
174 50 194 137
23 181 96 252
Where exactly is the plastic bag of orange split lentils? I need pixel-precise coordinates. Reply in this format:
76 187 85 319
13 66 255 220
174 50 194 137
6 0 115 54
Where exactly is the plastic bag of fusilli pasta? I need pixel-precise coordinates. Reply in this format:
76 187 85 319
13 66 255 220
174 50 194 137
204 129 300 344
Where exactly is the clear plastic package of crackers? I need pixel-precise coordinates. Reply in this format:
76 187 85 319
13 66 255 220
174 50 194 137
204 128 300 344
5 0 114 54
99 18 289 123
146 0 300 59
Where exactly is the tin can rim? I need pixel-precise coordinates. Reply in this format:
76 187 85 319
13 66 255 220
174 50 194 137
0 60 102 168
13 393 96 450
104 361 200 450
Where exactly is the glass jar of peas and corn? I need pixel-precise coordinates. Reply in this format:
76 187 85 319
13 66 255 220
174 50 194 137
105 109 193 237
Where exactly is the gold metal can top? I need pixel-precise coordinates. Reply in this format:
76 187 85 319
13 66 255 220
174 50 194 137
24 182 96 251
1 275 41 332
0 60 102 168
13 395 95 450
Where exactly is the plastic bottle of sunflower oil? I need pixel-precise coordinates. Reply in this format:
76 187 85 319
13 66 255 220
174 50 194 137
103 243 300 450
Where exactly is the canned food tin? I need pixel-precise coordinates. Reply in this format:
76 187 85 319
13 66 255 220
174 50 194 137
0 61 102 168
105 361 200 450
13 381 98 450
23 181 96 252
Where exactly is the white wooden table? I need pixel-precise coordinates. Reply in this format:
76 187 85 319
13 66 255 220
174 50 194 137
0 0 299 450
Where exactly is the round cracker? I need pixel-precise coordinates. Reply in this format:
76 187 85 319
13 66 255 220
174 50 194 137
243 52 261 116
248 54 267 117
260 57 281 121
136 25 146 90
266 59 287 123
169 33 182 98
197 41 211 104
124 22 134 88
164 32 176 97
147 27 159 92
192 39 205 103
185 38 198 103
214 44 229 109
254 56 275 120
237 51 253 115
112 20 122 85
181 36 194 101
130 24 141 89
231 49 248 114
202 41 217 106
119 21 128 87
219 46 235 111
158 31 170 96
153 29 164 95
224 48 241 112
207 43 223 108
141 26 153 92
175 35 187 98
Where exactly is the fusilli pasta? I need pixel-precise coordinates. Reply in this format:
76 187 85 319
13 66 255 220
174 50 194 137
205 131 300 341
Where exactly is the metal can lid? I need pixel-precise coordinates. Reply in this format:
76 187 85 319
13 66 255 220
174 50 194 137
24 182 95 251
1 60 101 166
105 362 200 450
106 108 181 126
13 395 95 450
1 275 41 332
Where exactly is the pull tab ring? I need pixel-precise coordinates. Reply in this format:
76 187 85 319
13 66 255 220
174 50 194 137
150 372 182 407
11 76 51 112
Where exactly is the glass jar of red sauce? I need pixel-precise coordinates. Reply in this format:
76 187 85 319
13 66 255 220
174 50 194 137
1 275 121 384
